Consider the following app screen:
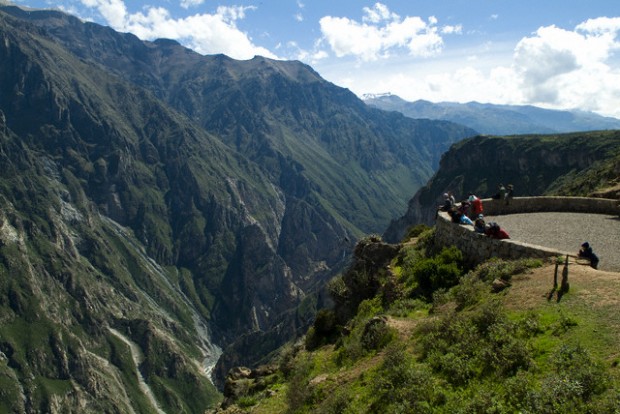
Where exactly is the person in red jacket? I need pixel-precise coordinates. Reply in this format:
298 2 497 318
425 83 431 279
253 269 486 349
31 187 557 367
485 222 510 239
468 193 483 218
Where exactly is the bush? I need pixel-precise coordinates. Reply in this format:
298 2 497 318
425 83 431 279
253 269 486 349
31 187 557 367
285 354 315 413
402 224 431 241
419 299 533 385
360 317 396 352
450 273 491 310
306 309 339 350
550 344 609 400
406 246 465 300
371 343 442 413
474 257 543 283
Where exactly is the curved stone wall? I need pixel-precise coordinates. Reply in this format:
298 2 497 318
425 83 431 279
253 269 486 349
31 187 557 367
434 197 620 265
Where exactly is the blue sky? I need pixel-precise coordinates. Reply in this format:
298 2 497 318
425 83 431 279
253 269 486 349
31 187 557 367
10 0 620 117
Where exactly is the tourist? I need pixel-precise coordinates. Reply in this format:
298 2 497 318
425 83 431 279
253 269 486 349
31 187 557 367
459 213 474 226
468 193 483 218
448 191 456 206
578 242 599 269
474 214 486 233
485 222 510 239
492 184 506 200
458 199 470 217
436 193 454 218
505 184 514 205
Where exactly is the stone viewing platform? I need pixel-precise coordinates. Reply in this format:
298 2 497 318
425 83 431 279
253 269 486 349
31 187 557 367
435 197 620 271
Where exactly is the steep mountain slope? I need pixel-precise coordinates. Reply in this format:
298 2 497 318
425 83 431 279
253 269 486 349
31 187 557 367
4 5 475 235
0 5 476 410
0 120 223 411
365 94 620 135
384 131 620 242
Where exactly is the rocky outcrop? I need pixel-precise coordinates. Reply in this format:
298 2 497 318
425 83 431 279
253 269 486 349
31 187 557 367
219 365 279 410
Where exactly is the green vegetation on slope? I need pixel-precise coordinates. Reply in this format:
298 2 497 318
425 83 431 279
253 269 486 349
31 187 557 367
217 231 620 413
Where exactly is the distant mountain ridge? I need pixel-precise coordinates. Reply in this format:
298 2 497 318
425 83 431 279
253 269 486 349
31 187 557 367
364 93 620 135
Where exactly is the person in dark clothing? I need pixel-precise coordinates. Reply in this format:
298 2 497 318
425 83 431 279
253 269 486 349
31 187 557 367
436 193 454 218
474 214 486 233
485 222 510 239
493 184 506 200
578 242 599 269
437 193 453 211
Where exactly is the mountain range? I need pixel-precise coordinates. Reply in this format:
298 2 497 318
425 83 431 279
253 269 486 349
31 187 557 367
0 4 475 412
364 93 620 135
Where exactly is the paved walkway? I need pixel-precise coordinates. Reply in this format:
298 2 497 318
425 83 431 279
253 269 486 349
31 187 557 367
485 212 620 272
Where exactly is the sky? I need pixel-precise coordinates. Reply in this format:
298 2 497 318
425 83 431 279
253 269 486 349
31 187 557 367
9 0 620 118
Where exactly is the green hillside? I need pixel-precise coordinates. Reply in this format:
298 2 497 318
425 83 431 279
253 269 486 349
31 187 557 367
215 231 620 413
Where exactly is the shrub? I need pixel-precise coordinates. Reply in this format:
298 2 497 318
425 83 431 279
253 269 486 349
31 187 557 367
450 273 491 310
402 224 431 241
474 257 543 284
388 298 430 317
407 246 464 300
306 309 339 350
419 299 533 385
550 344 609 400
285 354 315 412
371 343 441 413
360 317 396 352
316 389 352 414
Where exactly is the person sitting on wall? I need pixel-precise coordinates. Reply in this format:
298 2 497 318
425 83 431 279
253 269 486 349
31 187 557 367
474 214 486 233
578 242 599 269
485 222 510 239
459 213 474 226
438 193 453 211
492 184 506 200
449 207 474 226
436 193 454 219
468 193 483 218
505 184 514 205
448 207 461 223
458 199 471 217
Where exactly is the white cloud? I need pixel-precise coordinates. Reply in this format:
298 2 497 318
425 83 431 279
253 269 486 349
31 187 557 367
512 19 620 114
442 25 462 35
576 16 620 35
77 0 276 60
324 16 620 118
362 3 398 24
318 3 454 61
180 0 205 9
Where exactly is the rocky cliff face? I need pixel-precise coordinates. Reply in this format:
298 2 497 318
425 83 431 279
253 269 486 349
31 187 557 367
384 131 620 242
0 5 476 411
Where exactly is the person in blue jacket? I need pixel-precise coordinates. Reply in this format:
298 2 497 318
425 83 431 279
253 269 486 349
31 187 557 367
578 242 599 269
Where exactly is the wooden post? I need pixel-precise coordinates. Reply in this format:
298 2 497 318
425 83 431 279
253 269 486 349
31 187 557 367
560 255 570 294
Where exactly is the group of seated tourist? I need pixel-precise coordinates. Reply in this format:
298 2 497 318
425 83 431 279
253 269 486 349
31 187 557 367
438 191 510 239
